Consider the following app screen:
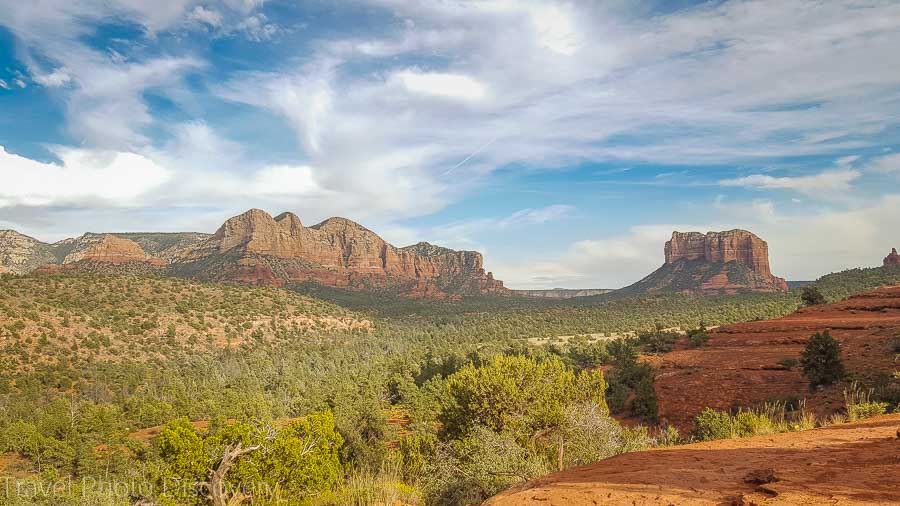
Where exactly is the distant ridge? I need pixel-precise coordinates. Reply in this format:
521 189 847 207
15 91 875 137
512 288 613 299
0 209 508 299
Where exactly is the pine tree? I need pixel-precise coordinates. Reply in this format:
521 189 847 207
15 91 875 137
801 330 845 387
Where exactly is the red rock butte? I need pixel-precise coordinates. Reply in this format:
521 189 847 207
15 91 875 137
621 229 788 294
884 247 900 267
170 209 508 298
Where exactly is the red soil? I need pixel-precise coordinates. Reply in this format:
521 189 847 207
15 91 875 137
487 414 900 506
652 287 900 430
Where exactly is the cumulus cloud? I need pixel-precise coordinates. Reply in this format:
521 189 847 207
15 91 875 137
0 146 172 208
2 0 900 278
496 194 900 289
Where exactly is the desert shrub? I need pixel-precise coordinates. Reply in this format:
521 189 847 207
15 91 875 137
688 330 710 348
655 425 680 447
399 432 437 480
693 408 734 441
843 382 888 421
423 426 548 506
631 376 658 422
605 382 629 414
777 357 799 370
801 286 826 306
560 401 633 466
732 410 778 437
801 330 845 387
321 461 420 506
440 355 607 439
156 412 344 505
639 326 679 354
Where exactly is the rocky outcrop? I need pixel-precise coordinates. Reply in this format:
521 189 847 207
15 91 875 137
112 233 210 263
0 230 57 274
173 209 507 297
0 210 507 298
618 229 788 294
884 248 900 267
60 234 164 266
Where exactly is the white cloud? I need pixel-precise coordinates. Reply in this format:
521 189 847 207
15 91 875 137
498 193 900 289
395 70 487 101
249 165 322 196
0 79 9 90
0 146 172 208
718 169 861 196
495 224 687 289
498 205 574 228
530 3 582 55
32 68 72 87
190 6 224 27
864 153 900 173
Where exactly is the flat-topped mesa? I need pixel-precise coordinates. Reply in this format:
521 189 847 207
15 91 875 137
666 229 775 276
619 229 788 295
884 248 900 267
176 209 507 298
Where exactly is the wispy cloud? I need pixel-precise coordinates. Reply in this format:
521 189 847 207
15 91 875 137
718 169 861 197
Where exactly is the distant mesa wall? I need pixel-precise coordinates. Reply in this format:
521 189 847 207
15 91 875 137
513 288 612 299
884 248 900 267
665 230 773 275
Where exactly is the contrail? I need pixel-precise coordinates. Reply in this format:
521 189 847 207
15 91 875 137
443 136 497 176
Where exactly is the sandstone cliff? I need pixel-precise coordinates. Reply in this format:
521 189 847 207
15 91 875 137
59 234 165 266
172 209 507 297
619 229 788 294
0 230 57 274
0 210 507 298
884 248 900 267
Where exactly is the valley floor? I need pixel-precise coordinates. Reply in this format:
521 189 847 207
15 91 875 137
486 414 900 506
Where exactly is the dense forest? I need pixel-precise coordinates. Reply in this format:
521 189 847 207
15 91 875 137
1 265 899 505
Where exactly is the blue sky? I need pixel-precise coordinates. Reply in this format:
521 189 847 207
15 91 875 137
1 0 900 288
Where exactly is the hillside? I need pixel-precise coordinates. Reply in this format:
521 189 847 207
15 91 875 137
0 273 370 371
487 414 900 506
0 210 507 299
652 286 900 429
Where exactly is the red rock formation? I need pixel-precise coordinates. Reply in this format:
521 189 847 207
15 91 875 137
884 248 900 267
62 234 165 266
176 209 507 297
620 229 788 294
666 230 774 275
666 229 788 292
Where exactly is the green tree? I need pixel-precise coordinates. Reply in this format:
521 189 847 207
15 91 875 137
631 376 658 421
440 355 606 439
801 330 845 387
156 412 343 505
801 286 826 306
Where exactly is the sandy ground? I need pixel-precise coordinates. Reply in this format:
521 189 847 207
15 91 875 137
487 414 900 506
